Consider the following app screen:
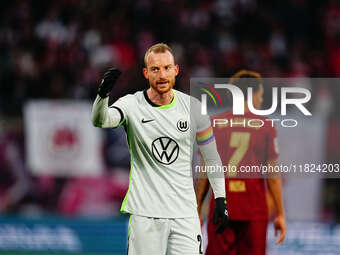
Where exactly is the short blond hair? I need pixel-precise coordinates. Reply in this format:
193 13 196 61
229 69 262 82
228 69 263 97
144 43 174 67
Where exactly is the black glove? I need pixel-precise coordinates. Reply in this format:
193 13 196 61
98 68 122 98
213 197 229 234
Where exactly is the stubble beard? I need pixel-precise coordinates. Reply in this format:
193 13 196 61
151 80 175 95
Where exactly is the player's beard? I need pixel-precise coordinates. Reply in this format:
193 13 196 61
150 78 175 94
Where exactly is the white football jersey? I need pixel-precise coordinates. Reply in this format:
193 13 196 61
112 89 210 218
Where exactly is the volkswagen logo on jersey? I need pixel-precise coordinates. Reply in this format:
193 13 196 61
152 137 179 165
177 119 189 132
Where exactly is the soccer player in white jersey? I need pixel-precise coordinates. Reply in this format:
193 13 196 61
92 43 228 255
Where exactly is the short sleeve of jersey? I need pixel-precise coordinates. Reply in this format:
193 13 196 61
267 124 279 160
110 95 134 126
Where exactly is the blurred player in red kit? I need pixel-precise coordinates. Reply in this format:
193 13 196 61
196 70 286 255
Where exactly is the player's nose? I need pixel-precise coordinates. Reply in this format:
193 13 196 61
159 68 166 78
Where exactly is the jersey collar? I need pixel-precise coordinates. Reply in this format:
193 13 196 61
143 89 177 109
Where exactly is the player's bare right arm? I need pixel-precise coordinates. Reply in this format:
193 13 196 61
266 159 285 218
266 159 286 244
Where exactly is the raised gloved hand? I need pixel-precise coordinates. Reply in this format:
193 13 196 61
98 68 122 98
213 197 229 234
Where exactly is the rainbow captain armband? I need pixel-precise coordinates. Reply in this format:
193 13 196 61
196 126 215 145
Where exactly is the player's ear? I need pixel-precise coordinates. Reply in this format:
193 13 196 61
252 91 259 106
174 64 179 76
143 67 149 79
252 89 262 109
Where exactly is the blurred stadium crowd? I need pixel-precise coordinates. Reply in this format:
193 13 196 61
0 0 340 219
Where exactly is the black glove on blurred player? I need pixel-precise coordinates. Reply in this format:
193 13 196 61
213 197 229 234
97 68 122 98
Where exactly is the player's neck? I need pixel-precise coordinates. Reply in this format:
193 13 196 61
244 102 250 113
244 102 261 113
147 88 174 106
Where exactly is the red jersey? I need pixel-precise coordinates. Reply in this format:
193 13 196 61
209 111 279 220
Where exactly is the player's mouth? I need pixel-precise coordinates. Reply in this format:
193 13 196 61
156 81 169 86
